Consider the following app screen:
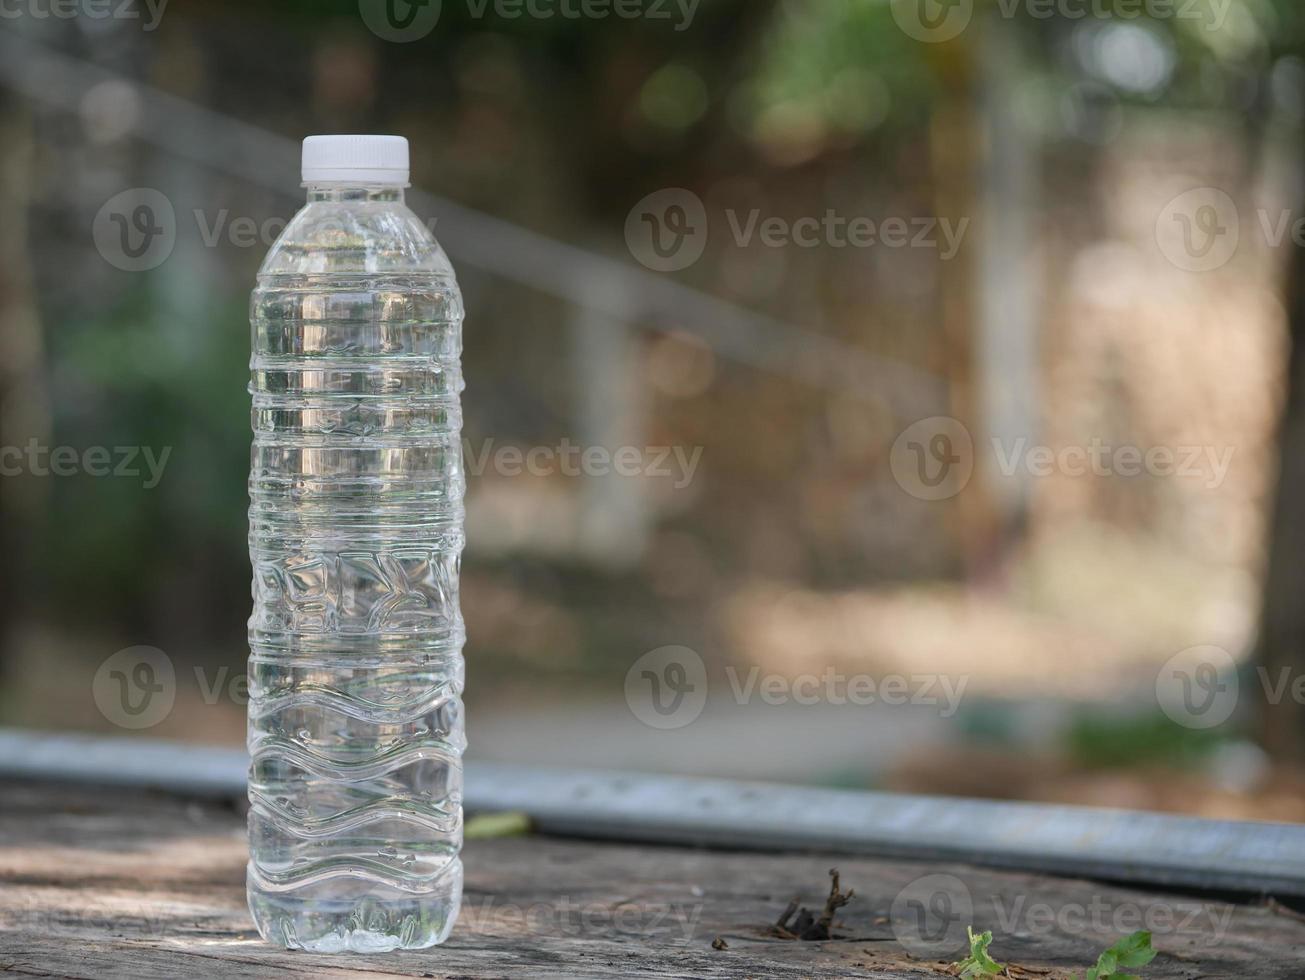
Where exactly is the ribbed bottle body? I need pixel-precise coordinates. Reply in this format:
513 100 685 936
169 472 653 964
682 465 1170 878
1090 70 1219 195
246 196 465 953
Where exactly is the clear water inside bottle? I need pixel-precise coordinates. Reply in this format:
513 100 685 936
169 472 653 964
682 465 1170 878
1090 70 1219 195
246 185 465 952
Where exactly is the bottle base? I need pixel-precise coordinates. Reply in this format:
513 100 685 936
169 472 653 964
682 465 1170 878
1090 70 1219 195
247 860 462 952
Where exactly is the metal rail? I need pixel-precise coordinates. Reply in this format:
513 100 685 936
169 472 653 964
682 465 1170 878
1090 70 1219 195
3 728 1302 897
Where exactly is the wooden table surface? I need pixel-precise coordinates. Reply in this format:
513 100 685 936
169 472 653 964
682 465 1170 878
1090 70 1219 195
1 780 1303 979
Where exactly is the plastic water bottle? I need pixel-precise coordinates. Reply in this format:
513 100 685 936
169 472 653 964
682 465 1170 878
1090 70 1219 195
246 135 466 952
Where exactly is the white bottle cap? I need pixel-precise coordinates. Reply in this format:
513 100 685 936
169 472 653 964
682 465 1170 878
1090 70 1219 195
301 135 410 186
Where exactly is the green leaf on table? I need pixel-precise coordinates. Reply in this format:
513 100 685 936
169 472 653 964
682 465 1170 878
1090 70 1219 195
464 811 532 840
1085 930 1156 979
952 926 1004 977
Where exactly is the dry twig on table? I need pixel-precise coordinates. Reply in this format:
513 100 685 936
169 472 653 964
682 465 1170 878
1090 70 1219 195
770 868 855 941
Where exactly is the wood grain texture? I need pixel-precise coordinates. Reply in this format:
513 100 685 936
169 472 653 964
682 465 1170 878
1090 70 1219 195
1 781 1302 978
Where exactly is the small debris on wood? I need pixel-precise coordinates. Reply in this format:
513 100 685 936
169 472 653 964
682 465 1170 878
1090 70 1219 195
770 868 855 940
711 936 729 950
1266 897 1305 924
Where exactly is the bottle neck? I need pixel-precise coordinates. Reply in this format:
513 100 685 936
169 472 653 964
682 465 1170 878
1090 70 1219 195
305 185 405 203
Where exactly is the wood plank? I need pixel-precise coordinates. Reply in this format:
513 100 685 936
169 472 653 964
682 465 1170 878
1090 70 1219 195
1 781 1303 978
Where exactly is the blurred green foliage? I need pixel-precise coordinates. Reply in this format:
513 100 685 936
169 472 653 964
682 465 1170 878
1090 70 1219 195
1063 710 1229 770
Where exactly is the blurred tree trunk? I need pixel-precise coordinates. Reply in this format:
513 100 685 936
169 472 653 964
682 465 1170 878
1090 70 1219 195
928 27 1003 581
1259 217 1305 763
974 24 1039 541
0 92 46 665
571 283 650 569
